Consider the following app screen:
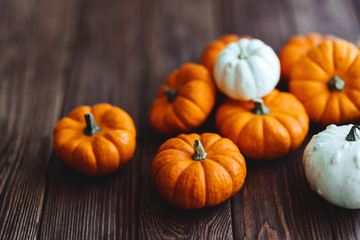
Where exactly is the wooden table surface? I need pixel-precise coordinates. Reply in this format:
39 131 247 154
1 0 360 239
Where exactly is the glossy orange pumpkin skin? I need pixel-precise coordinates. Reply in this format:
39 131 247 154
279 33 334 80
53 103 136 176
150 63 216 135
289 39 360 125
200 34 252 74
152 132 247 209
216 90 309 160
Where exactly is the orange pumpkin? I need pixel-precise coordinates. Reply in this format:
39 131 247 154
216 89 309 160
279 33 334 80
200 34 252 74
152 132 247 209
289 39 360 125
150 63 216 135
53 103 136 176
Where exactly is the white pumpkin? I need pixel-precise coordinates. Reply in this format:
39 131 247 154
303 124 360 209
213 38 280 100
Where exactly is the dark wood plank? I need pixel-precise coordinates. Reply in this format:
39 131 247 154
285 0 359 48
136 0 235 239
231 135 334 239
327 206 360 240
222 0 360 239
0 0 82 239
290 0 360 239
221 0 296 51
1 0 360 239
305 0 359 41
39 0 144 239
221 1 312 238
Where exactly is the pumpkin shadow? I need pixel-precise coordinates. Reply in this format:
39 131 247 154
287 124 360 232
267 135 360 235
281 166 360 235
47 151 137 197
50 153 122 181
143 181 234 230
194 90 226 135
276 78 289 92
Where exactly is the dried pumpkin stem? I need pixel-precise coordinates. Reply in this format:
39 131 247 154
238 49 247 59
193 140 207 160
164 86 178 102
84 113 101 136
252 98 270 115
345 125 360 141
327 76 345 92
238 53 247 59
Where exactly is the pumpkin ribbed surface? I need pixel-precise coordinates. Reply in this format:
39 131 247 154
289 39 360 125
216 90 309 160
53 103 136 176
200 34 252 74
279 33 334 79
152 132 246 209
150 63 216 135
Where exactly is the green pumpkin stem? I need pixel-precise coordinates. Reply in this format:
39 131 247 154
327 76 345 92
84 113 101 136
164 86 178 102
345 125 360 141
192 140 207 160
252 98 270 115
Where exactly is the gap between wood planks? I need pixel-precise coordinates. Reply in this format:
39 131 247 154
35 0 87 238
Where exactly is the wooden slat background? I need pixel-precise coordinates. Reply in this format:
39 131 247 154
0 0 360 239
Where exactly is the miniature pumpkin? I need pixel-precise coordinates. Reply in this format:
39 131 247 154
150 63 216 135
216 89 309 160
214 38 280 100
279 33 334 79
53 103 136 176
303 124 360 209
289 39 360 125
200 34 252 74
152 132 247 209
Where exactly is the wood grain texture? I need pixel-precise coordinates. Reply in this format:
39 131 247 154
0 0 81 239
1 0 360 239
39 0 143 239
321 0 360 232
222 0 360 239
136 0 234 239
221 0 295 51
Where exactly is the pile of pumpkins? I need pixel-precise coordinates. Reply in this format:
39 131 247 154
53 33 360 210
